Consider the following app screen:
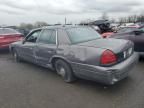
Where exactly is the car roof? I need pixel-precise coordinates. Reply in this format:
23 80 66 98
0 28 21 35
0 28 14 30
35 25 87 30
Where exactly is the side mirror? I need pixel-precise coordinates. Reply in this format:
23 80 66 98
134 30 143 35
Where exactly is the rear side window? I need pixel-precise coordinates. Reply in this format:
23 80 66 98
37 29 56 44
0 28 19 35
49 31 56 44
57 29 71 45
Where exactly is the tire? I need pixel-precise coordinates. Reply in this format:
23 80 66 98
54 59 76 83
13 49 21 62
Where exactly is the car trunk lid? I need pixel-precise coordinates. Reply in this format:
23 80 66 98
77 38 133 53
0 34 23 46
77 38 134 65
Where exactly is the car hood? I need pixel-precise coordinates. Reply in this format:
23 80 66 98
76 38 133 53
10 40 23 46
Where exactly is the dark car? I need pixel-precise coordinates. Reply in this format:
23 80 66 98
114 27 138 35
89 20 112 33
10 26 138 85
0 28 24 50
101 26 138 38
110 27 144 55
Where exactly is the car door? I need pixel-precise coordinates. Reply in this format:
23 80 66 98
132 33 144 52
35 29 57 66
18 29 42 63
114 28 135 40
116 27 132 35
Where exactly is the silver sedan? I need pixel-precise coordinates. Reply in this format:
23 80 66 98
10 26 139 85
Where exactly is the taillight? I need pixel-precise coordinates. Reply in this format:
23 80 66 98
101 50 117 65
103 35 107 38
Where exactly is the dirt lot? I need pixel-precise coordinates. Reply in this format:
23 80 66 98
0 52 144 108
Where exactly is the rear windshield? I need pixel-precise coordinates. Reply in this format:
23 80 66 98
0 28 19 35
66 27 101 44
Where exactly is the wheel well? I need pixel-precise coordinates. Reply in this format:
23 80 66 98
51 57 70 69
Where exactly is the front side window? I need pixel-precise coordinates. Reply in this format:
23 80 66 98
26 30 41 43
38 29 56 44
66 27 101 44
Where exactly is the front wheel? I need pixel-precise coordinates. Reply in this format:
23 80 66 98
54 59 76 83
13 49 21 62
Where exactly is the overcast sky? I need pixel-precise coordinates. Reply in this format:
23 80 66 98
0 0 144 25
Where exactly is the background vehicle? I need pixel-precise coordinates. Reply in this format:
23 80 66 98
89 20 112 33
101 32 114 38
0 28 24 50
102 26 138 38
10 26 138 85
110 27 144 54
80 20 112 34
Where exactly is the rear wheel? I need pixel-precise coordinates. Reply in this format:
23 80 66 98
54 59 76 83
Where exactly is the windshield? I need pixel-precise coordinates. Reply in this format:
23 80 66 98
66 27 101 44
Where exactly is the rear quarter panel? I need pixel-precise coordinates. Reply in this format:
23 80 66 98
57 44 105 66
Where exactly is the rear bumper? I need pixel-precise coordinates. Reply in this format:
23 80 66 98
71 52 139 85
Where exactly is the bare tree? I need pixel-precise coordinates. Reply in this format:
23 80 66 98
118 14 144 24
19 23 34 30
34 21 48 28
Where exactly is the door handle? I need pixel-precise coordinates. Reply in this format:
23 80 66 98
23 46 33 50
47 51 52 53
47 50 54 53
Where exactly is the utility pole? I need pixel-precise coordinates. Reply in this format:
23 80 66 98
65 17 67 25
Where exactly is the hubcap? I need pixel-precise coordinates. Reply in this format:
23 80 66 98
14 52 17 60
59 67 65 77
57 65 66 77
14 52 18 62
